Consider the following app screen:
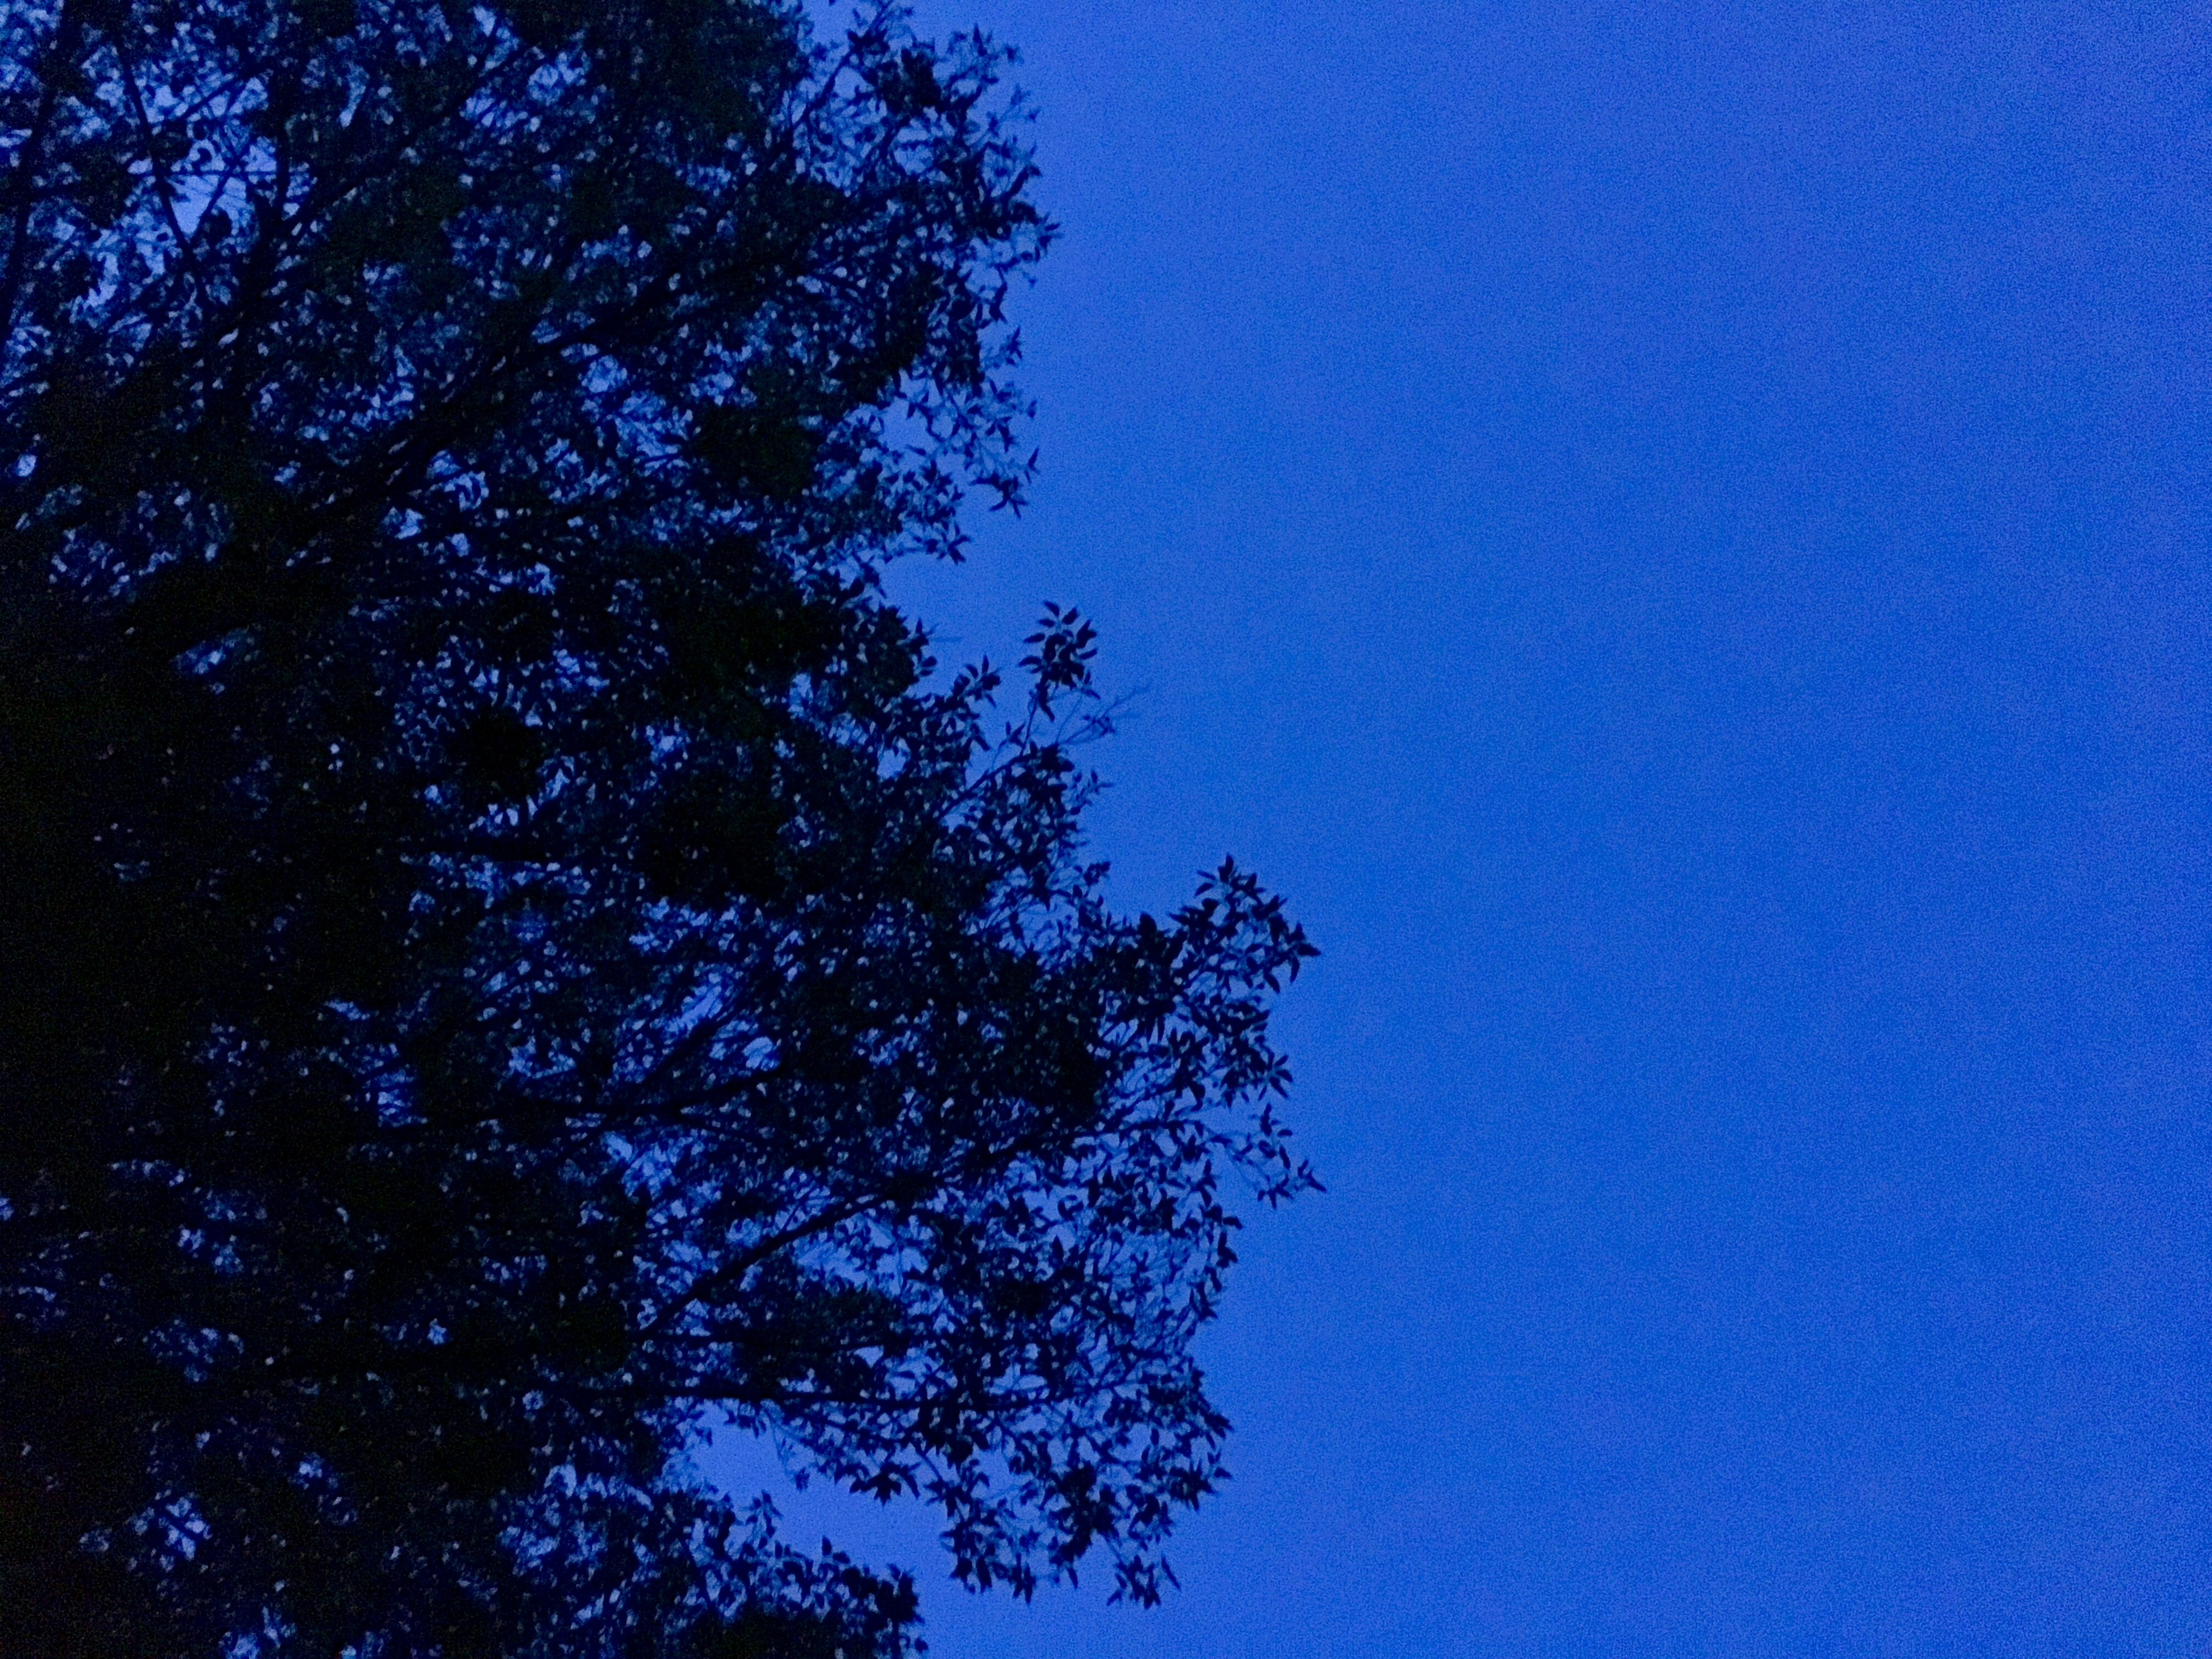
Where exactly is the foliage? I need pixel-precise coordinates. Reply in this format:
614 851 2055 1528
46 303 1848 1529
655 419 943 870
0 1 1313 1654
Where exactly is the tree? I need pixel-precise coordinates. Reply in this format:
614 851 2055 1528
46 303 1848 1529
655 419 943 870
0 1 1314 1654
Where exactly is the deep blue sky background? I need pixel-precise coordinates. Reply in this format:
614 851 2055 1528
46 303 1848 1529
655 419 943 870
704 2 2212 1652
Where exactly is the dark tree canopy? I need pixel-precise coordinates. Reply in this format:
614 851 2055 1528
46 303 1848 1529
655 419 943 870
0 0 1312 1654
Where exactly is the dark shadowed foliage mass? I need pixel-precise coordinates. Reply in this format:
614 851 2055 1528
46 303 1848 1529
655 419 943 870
0 1 1313 1652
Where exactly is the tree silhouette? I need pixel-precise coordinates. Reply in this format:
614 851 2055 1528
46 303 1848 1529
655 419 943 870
0 1 1312 1654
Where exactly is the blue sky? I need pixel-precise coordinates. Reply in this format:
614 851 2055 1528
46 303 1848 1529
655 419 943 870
704 2 2212 1652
